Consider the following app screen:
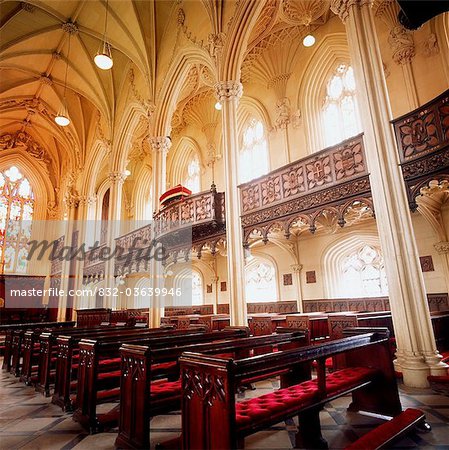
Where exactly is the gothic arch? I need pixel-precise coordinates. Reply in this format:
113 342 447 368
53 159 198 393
322 231 382 298
0 152 55 220
168 136 203 188
297 33 350 152
153 49 217 137
238 96 274 135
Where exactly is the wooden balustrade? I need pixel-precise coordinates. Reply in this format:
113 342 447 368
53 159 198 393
392 89 449 210
238 134 372 244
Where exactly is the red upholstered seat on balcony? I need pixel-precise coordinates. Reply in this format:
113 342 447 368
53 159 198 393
159 184 191 208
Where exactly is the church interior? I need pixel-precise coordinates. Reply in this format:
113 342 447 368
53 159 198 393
0 0 449 448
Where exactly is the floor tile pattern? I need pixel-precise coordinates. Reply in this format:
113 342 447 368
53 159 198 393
0 365 448 449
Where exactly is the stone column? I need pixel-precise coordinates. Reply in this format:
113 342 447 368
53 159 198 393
331 0 447 387
103 171 126 310
215 81 248 327
291 264 304 313
148 137 171 328
57 193 79 322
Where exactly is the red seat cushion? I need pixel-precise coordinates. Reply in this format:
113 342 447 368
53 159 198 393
428 375 449 383
236 367 378 429
99 357 121 366
150 380 181 399
344 408 424 450
97 387 120 401
98 370 121 380
152 361 177 372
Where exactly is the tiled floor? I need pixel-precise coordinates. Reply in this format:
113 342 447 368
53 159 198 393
0 368 448 449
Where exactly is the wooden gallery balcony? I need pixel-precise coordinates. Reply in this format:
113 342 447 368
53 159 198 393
83 243 107 284
392 89 449 210
111 189 226 276
239 134 373 245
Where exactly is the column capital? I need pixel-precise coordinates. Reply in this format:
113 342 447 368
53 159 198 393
108 171 126 184
388 25 415 65
149 136 172 154
434 241 449 255
214 81 243 102
330 0 372 22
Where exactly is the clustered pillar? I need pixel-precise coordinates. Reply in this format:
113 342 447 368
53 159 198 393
331 0 447 386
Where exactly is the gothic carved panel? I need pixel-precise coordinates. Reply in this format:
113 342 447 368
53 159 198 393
393 90 449 163
240 134 368 217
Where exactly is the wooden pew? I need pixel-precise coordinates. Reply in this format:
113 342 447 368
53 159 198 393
344 408 428 450
286 313 329 341
51 326 188 410
34 325 145 396
20 324 131 387
115 331 309 449
4 321 76 374
72 327 249 433
180 328 403 449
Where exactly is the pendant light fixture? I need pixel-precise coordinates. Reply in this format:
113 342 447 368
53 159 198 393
94 0 113 70
55 33 71 127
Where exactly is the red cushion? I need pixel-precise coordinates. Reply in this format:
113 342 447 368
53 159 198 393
150 380 181 399
98 370 121 380
97 387 120 401
99 357 121 366
428 375 449 383
345 408 424 450
236 367 377 429
152 361 177 371
159 185 191 205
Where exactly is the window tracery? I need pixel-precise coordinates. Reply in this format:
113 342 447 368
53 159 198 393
239 119 269 183
0 166 34 273
340 244 388 297
245 259 277 302
322 64 361 146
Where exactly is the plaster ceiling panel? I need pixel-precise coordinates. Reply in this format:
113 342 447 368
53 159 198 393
1 29 62 57
76 1 148 67
1 79 41 98
36 1 81 20
0 111 27 127
0 53 53 78
0 6 58 50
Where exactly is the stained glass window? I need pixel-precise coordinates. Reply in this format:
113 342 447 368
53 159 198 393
340 245 388 298
184 156 201 194
245 259 277 302
322 64 361 146
239 119 269 183
0 166 34 273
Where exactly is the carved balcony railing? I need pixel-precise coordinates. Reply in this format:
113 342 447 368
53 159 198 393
82 242 107 284
239 134 373 245
392 89 449 210
153 188 226 250
112 189 226 275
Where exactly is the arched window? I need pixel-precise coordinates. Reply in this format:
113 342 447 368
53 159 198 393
0 166 34 273
191 271 203 305
239 119 269 183
340 245 388 298
184 156 201 194
322 64 361 147
245 258 277 302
